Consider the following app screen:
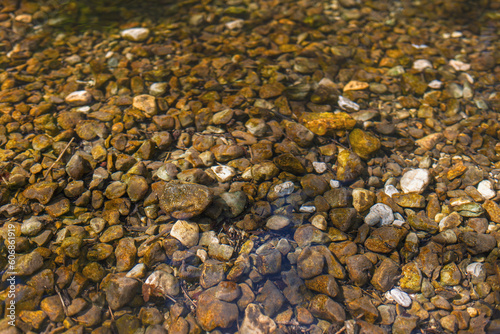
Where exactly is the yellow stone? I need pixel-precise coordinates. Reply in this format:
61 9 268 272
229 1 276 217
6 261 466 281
343 80 369 92
299 112 356 136
446 164 467 180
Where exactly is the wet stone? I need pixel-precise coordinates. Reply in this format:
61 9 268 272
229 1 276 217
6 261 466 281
349 129 381 160
371 258 400 292
400 169 430 194
121 27 150 42
309 294 346 324
158 182 213 219
104 275 141 310
346 254 373 286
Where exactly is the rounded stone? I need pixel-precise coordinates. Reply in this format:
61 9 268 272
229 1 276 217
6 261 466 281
158 181 213 219
349 128 381 160
170 220 199 248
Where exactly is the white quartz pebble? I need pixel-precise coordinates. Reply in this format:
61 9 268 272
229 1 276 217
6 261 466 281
449 59 470 72
274 181 295 197
400 169 430 194
413 59 433 71
338 95 360 112
477 180 495 200
65 90 92 106
365 203 394 226
121 27 150 42
386 288 412 307
313 162 327 174
330 180 341 188
211 165 236 182
384 184 399 197
428 80 443 89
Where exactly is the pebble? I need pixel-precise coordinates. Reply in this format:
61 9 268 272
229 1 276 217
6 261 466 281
449 59 471 71
364 203 394 226
211 165 236 182
274 181 295 197
477 180 495 200
133 94 157 115
21 217 43 236
400 169 430 194
413 59 433 71
121 27 150 42
158 182 213 219
239 304 277 334
385 288 412 307
144 270 179 297
312 162 327 174
266 215 291 230
170 220 199 248
338 96 360 112
65 90 92 106
104 276 141 310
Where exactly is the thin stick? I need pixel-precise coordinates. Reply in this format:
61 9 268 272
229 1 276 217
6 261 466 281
44 137 74 179
55 286 68 316
181 283 196 309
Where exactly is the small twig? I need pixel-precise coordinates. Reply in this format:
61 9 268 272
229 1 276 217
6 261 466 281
144 229 170 246
108 305 115 321
181 282 196 310
44 137 74 179
334 314 364 334
54 286 68 316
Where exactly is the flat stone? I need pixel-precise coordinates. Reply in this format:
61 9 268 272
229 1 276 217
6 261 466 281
299 112 356 135
121 27 150 42
22 181 58 205
133 94 157 115
158 181 213 219
309 294 346 324
371 258 399 292
65 90 92 106
239 304 277 334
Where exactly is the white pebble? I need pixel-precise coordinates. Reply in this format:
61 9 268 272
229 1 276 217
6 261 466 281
211 165 236 183
126 263 146 278
330 180 341 188
299 205 316 213
428 80 443 89
149 82 168 96
451 31 463 38
121 27 150 42
338 95 360 112
386 288 412 307
393 220 405 227
466 262 484 278
65 54 81 65
311 214 327 230
365 203 394 226
449 59 470 72
225 19 244 30
65 90 92 106
477 180 495 200
384 184 399 197
274 181 295 197
413 59 432 72
170 220 199 247
313 162 327 174
400 169 430 194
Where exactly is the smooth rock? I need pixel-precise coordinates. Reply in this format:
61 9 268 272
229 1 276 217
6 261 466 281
158 182 213 219
364 203 394 226
121 27 150 42
170 220 199 248
400 169 430 194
